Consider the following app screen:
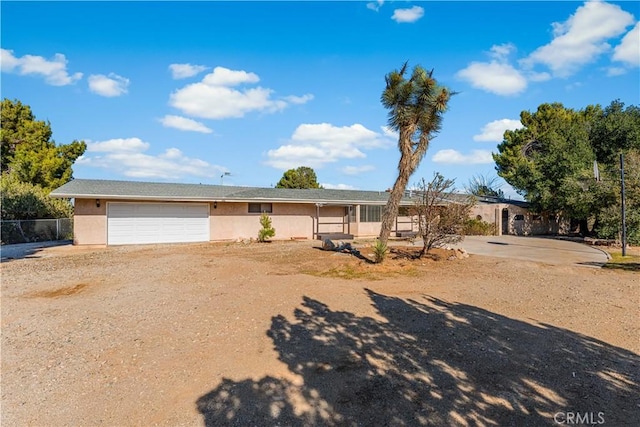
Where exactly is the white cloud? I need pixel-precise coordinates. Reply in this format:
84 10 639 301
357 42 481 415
613 22 640 66
159 115 213 133
473 119 523 142
78 137 225 180
202 67 259 86
521 1 635 77
265 123 393 170
88 73 130 97
0 49 20 71
456 61 527 96
367 1 384 12
169 66 312 119
284 94 314 104
606 67 627 77
342 165 375 175
391 6 424 23
432 149 494 165
86 138 150 153
0 49 82 86
457 43 528 95
489 43 517 60
168 63 208 79
526 71 552 82
321 183 358 190
381 125 399 140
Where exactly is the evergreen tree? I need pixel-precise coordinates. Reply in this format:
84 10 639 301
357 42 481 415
276 166 322 189
1 99 86 192
258 212 276 242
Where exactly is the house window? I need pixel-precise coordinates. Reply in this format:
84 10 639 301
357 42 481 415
532 215 542 221
398 206 411 217
248 203 272 213
514 214 525 221
360 205 383 222
347 206 356 222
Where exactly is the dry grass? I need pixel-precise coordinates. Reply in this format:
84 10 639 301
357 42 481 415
602 246 640 272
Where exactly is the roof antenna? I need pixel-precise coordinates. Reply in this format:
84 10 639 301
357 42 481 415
220 172 231 185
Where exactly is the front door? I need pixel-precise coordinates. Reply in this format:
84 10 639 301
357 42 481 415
502 208 509 235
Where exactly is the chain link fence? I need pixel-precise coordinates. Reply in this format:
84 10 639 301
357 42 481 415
1 218 73 245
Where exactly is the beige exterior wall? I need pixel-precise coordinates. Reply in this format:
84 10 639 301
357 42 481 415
317 205 349 234
72 197 566 245
74 198 215 245
211 202 317 241
73 198 108 245
74 199 332 245
470 203 567 236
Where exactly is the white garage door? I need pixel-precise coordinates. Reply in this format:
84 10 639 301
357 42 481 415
108 203 209 245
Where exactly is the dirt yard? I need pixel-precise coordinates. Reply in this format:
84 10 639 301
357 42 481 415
1 240 638 426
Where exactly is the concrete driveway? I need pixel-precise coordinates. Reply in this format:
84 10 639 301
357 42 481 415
447 235 609 267
0 240 72 262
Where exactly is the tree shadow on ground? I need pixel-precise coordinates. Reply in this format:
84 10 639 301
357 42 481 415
197 291 639 426
603 262 640 272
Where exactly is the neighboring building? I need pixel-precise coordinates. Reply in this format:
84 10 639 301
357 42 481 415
50 179 562 246
469 195 569 237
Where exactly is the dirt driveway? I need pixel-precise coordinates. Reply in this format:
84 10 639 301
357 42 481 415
2 240 638 426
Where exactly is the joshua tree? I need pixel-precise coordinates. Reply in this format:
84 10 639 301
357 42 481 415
378 63 454 246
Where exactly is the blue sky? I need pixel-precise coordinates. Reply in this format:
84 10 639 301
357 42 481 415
2 1 639 197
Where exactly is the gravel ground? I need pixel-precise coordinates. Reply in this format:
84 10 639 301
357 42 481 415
1 240 638 426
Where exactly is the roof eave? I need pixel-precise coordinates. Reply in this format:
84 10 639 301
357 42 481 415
50 193 217 202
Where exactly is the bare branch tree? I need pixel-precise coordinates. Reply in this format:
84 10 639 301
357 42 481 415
411 173 474 257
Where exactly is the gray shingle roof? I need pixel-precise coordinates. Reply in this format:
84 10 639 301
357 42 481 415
50 179 406 205
51 179 529 207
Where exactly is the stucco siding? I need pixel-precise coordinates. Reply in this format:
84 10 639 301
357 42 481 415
317 205 348 234
73 198 107 245
72 197 564 245
356 222 381 237
211 202 318 241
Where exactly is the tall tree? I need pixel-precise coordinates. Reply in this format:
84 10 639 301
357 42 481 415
494 103 598 234
1 99 86 191
275 166 322 189
594 150 640 245
378 63 454 245
464 173 504 198
494 101 640 237
589 101 640 244
589 100 640 165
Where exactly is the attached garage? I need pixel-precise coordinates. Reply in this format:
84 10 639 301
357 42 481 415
50 179 433 246
107 202 209 245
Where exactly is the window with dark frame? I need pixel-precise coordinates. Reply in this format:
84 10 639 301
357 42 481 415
360 205 383 222
248 203 273 213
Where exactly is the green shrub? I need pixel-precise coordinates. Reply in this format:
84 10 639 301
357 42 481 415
595 204 640 246
257 212 275 242
372 239 388 263
1 173 72 220
463 218 496 236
